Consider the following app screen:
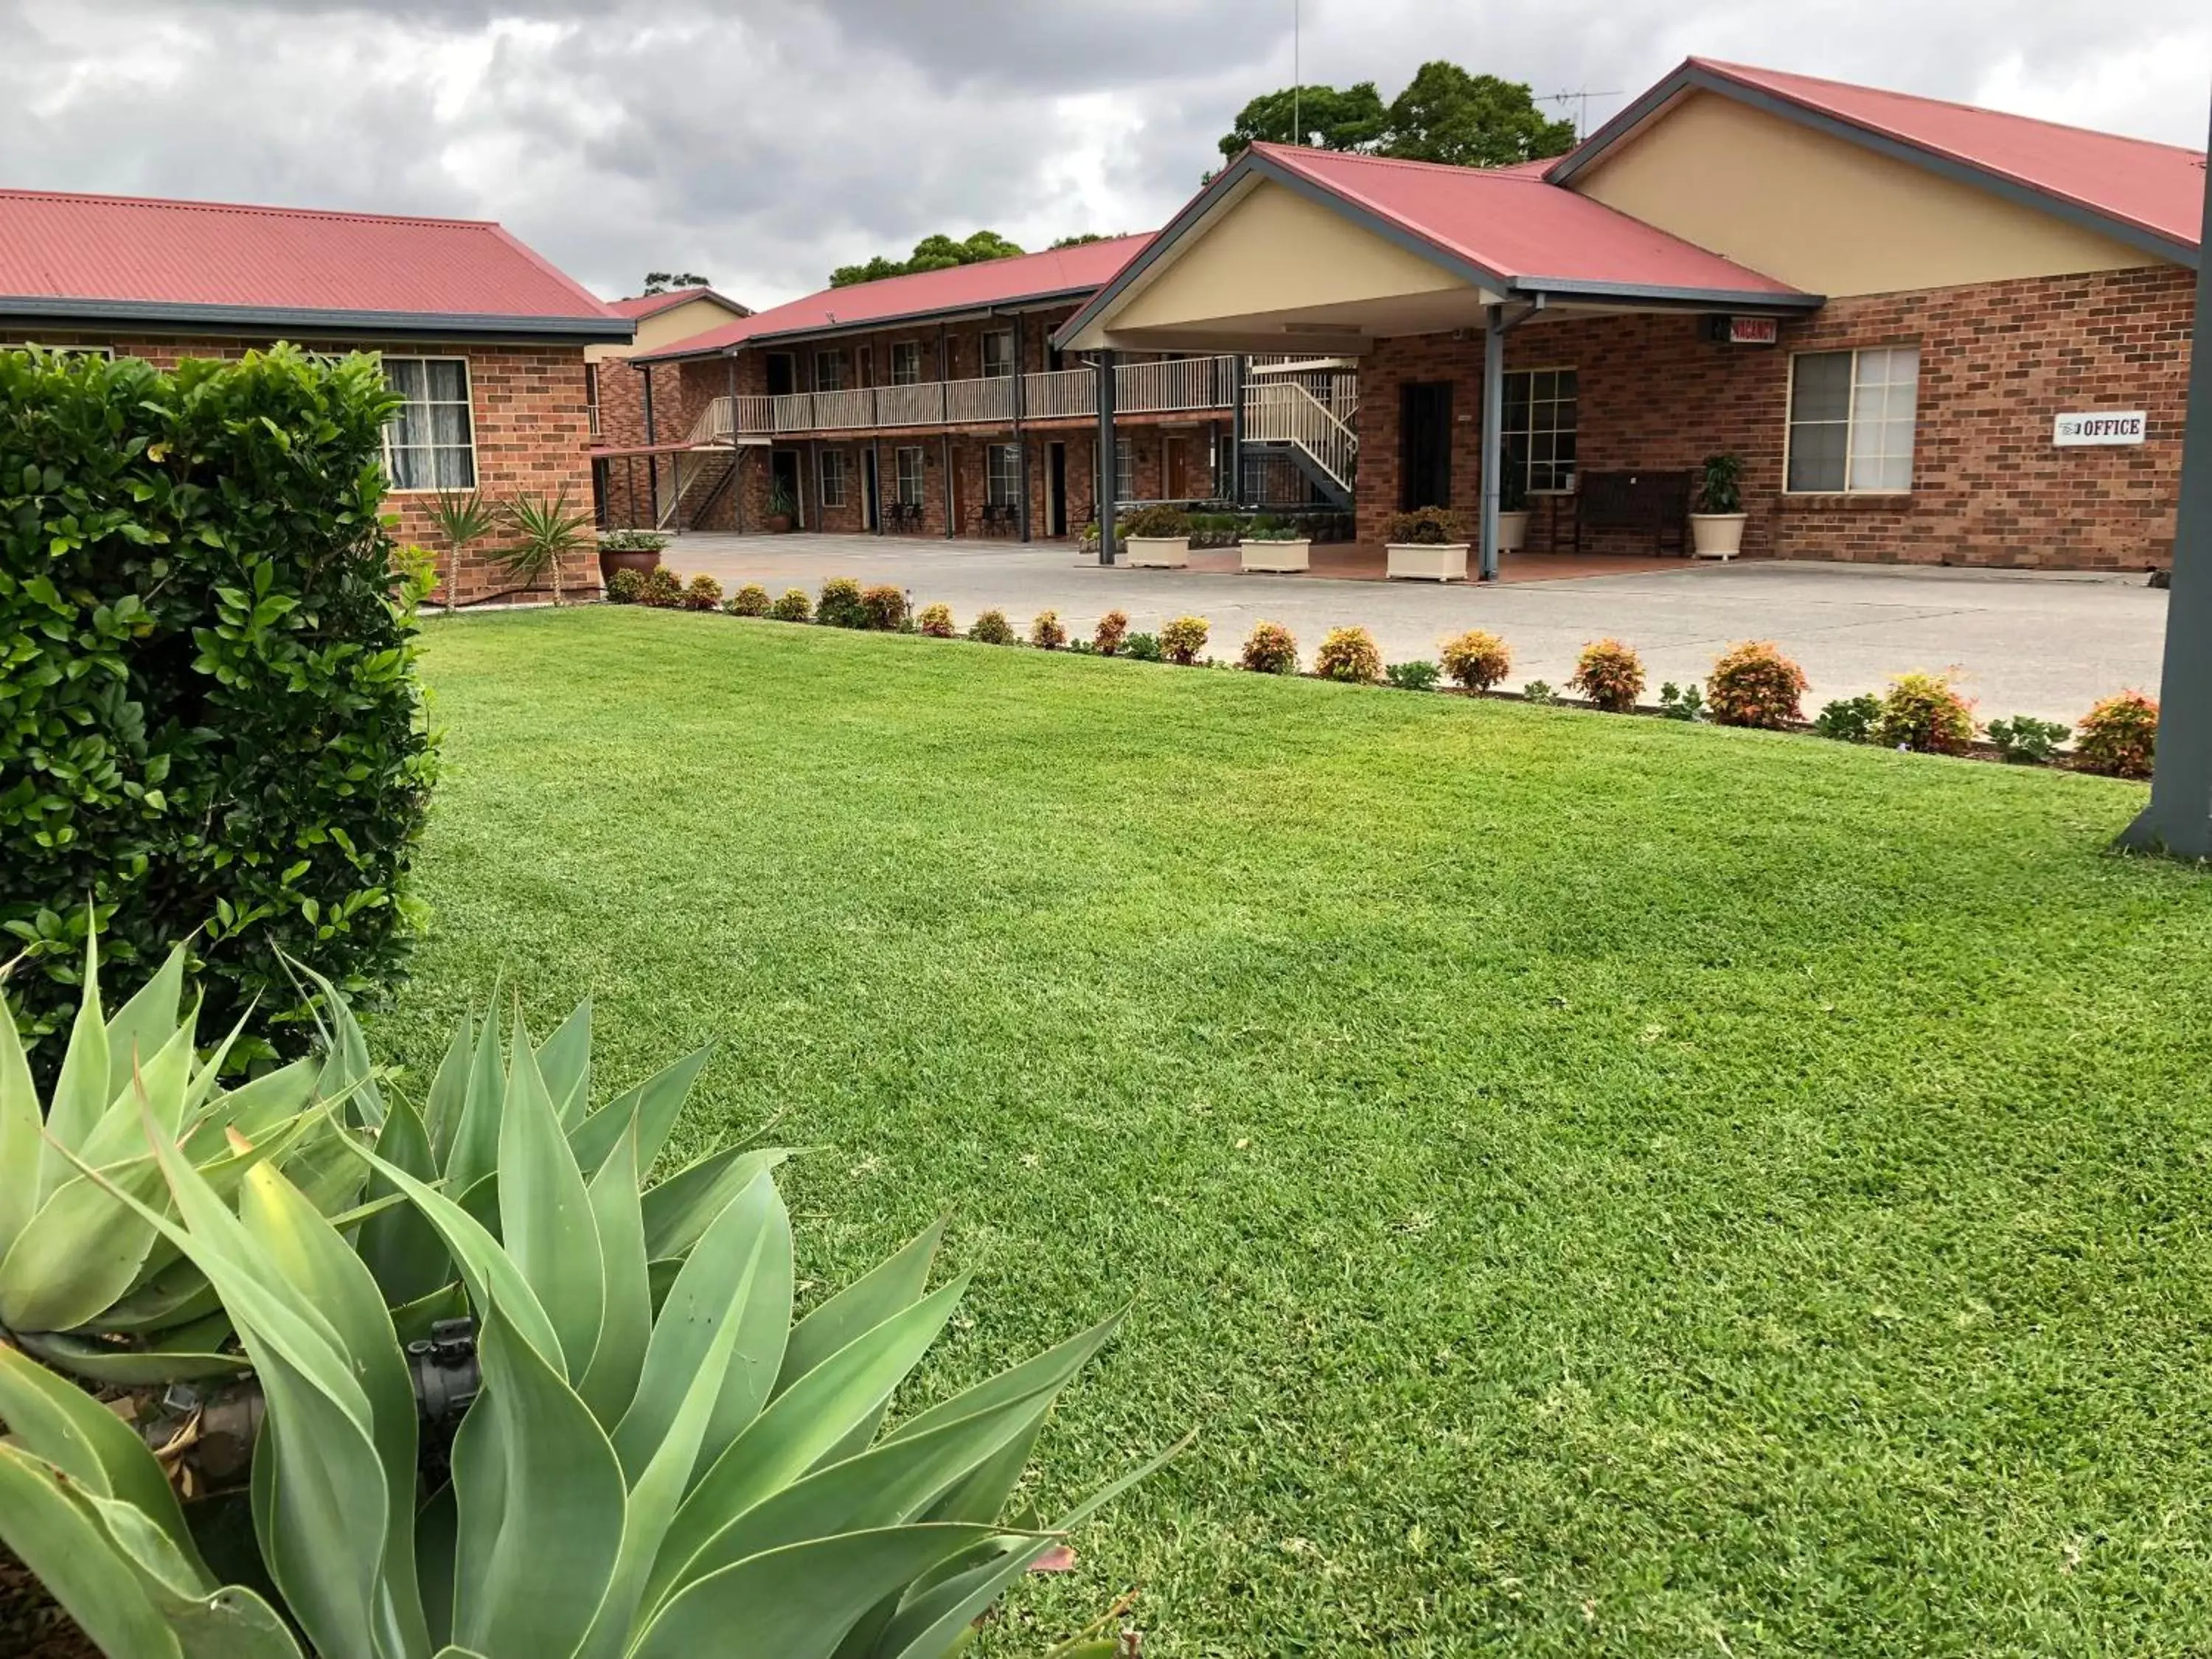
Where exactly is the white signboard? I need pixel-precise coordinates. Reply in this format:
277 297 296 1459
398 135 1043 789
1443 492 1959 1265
2053 411 2147 447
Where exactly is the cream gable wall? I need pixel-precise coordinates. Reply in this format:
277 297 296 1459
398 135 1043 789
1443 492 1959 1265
1571 91 2166 297
586 295 745 364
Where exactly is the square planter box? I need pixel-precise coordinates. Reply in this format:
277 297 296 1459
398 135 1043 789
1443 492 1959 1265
1240 538 1311 573
1385 541 1470 582
1124 536 1191 568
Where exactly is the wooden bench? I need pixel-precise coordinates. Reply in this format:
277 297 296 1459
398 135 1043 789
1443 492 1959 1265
1573 470 1691 557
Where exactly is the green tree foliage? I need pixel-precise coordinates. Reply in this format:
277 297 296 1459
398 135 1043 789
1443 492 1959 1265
641 270 710 295
1217 60 1576 168
830 229 1026 288
0 346 437 1069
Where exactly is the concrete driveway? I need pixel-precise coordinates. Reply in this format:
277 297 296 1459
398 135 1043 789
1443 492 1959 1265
662 532 2165 723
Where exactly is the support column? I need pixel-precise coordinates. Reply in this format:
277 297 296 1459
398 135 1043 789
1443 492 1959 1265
941 434 954 539
1228 355 1247 507
2119 93 2212 858
726 357 740 533
641 365 659 527
1014 312 1032 543
939 325 955 540
1095 349 1119 566
872 435 885 535
1479 305 1506 582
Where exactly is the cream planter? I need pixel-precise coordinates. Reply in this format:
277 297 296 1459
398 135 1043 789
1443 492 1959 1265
1690 513 1747 560
1124 535 1190 568
1241 538 1311 573
1497 509 1531 554
1385 541 1470 582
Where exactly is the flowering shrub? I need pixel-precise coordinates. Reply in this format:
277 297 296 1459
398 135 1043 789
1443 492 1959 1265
605 568 647 605
638 566 684 609
1314 626 1384 684
1382 506 1469 545
679 573 723 612
816 577 866 629
1815 695 1879 742
1439 630 1512 692
859 583 908 631
917 602 956 638
726 582 771 617
969 608 1017 645
2075 690 2157 778
1240 622 1299 674
1874 672 1976 754
767 587 812 622
1030 610 1068 650
1705 641 1809 729
1385 660 1441 692
1160 615 1210 665
1124 504 1192 539
1093 609 1130 655
1569 639 1646 712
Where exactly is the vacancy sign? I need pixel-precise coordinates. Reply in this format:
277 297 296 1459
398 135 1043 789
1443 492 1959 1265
2053 410 2148 446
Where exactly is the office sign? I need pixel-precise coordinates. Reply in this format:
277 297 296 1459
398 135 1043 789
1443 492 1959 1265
1727 316 1778 346
2052 410 2147 447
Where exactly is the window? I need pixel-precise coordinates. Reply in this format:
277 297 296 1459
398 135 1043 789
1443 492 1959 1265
1787 346 1919 493
10 343 112 359
986 443 1020 507
383 356 476 490
891 342 923 386
814 349 846 392
981 330 1015 378
819 449 849 507
1500 368 1577 493
895 445 925 507
1113 437 1133 504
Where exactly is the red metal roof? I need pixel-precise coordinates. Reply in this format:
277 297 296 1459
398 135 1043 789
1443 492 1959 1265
604 286 749 321
1250 142 1811 297
0 187 626 335
636 233 1157 362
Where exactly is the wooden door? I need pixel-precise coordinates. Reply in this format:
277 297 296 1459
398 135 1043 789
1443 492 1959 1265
1164 436 1190 501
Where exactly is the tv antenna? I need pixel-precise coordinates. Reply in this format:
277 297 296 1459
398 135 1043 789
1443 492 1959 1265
1291 0 1301 144
1540 86 1624 139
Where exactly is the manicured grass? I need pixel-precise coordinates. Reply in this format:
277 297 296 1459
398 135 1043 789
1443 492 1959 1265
394 608 2212 1656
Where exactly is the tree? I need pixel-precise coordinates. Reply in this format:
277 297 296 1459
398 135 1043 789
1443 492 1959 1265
829 229 1026 288
641 269 710 295
1214 60 1575 169
1048 232 1135 248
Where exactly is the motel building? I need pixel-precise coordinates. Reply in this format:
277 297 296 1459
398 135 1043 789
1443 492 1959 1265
600 56 2202 577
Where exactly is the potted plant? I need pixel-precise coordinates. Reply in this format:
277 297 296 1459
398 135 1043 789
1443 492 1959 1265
1497 467 1532 555
1122 504 1193 568
1383 506 1471 582
1239 514 1310 573
765 476 798 533
595 526 669 584
1691 453 1748 560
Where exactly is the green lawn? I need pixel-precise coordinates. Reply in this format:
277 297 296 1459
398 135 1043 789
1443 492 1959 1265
392 608 2212 1657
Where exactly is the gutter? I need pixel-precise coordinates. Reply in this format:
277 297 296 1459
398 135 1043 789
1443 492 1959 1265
0 294 635 343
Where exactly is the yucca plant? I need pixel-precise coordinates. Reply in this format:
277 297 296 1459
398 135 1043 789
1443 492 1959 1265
1 1008 1177 1658
428 489 500 617
503 488 594 607
0 933 364 1383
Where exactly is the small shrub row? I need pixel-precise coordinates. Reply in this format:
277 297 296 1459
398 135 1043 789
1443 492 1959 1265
1814 677 2156 776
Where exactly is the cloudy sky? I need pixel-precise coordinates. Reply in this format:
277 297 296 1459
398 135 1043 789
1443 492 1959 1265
4 0 2208 310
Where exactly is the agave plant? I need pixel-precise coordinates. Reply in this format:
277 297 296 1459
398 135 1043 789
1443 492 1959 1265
0 933 363 1382
502 487 593 607
428 488 500 618
0 1010 1175 1658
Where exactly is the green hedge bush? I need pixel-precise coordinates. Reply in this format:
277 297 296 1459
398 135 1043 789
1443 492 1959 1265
0 344 437 1064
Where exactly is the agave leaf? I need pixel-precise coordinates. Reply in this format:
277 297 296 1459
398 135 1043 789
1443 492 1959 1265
568 1043 714 1179
417 1485 459 1650
0 991 44 1261
80 1012 199 1168
182 1057 318 1161
239 1160 431 1659
450 1307 627 1657
0 1442 184 1659
611 1167 788 1485
433 1650 490 1658
888 1311 1127 1448
535 999 592 1128
0 1151 170 1332
292 957 383 1132
14 1314 246 1385
423 1012 473 1164
776 1217 946 1399
639 1145 790 1262
500 1005 604 1382
650 1276 969 1610
102 940 187 1099
392 1281 469 1345
41 928 111 1194
359 1092 450 1307
633 1524 1015 1659
577 1124 652 1429
80 1489 305 1659
445 990 507 1192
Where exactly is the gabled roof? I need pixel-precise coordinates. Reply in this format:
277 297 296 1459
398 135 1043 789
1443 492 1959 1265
635 233 1156 363
604 285 750 321
1549 58 2205 267
0 187 631 338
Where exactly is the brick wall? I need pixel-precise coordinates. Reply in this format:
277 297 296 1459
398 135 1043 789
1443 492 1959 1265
1353 262 2193 570
21 329 599 602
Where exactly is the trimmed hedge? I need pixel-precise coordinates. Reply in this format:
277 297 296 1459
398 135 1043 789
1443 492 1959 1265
1 344 437 1065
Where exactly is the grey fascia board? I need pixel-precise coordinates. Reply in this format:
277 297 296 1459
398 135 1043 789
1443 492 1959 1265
1513 276 1826 310
643 285 1108 366
0 294 634 341
1549 64 2199 271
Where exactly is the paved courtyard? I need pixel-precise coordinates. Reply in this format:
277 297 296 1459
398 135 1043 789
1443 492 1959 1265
661 532 2166 723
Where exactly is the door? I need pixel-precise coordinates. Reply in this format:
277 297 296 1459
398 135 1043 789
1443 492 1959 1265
770 448 801 528
1164 436 1191 502
1400 381 1453 510
765 353 796 397
862 448 880 532
1046 442 1068 538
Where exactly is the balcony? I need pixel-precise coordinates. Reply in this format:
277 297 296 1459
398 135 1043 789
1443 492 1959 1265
708 355 1239 440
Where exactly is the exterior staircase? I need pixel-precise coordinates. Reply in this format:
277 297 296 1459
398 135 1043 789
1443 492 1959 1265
1239 366 1357 511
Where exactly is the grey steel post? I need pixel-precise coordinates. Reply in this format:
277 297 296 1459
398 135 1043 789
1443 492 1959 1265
726 356 740 532
641 364 659 526
1480 305 1506 582
2119 91 2212 858
1014 311 1032 542
941 433 954 539
1095 349 1119 565
872 435 885 535
939 325 953 538
1229 355 1247 506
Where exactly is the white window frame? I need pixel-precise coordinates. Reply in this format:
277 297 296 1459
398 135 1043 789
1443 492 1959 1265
985 442 1020 507
1113 436 1134 504
890 341 924 386
813 349 846 392
1784 345 1920 495
819 448 849 507
381 354 477 493
980 330 1015 379
10 342 114 359
895 445 925 507
1500 365 1577 495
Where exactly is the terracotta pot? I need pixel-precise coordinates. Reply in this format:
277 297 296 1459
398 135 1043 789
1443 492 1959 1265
598 546 662 583
765 512 796 534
